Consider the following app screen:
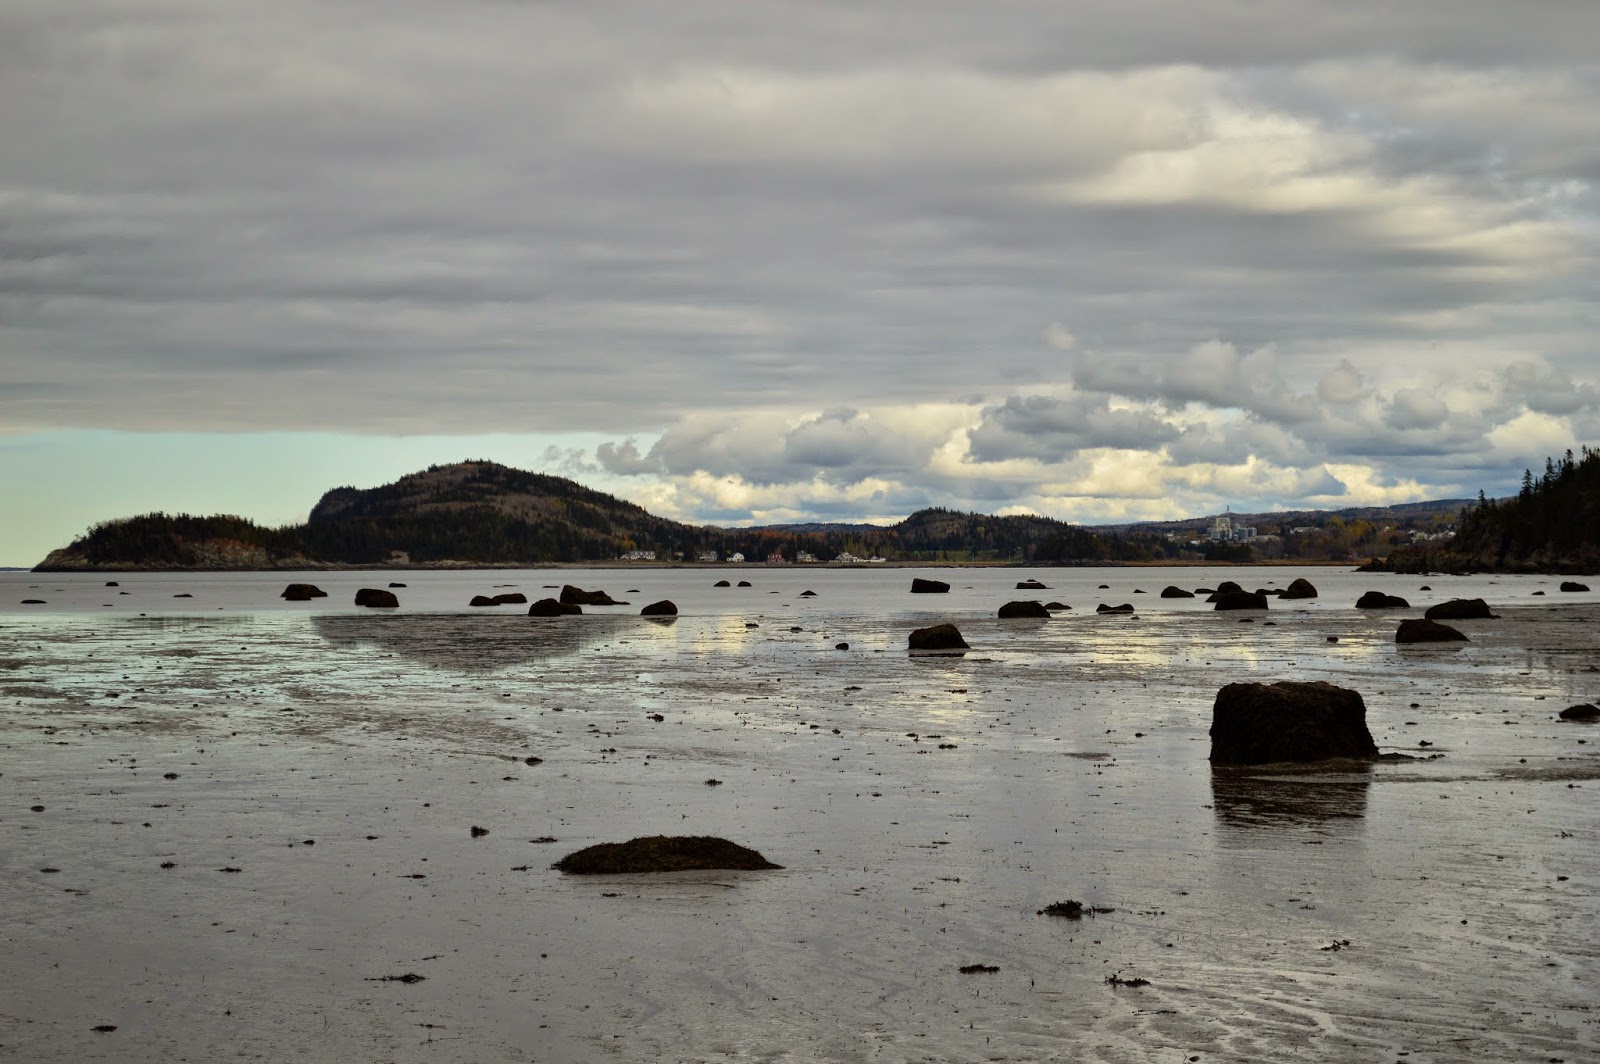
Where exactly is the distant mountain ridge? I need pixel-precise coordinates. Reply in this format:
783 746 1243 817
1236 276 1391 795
32 458 1483 571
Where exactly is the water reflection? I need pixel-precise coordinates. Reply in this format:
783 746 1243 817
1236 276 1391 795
309 613 665 671
1210 764 1371 833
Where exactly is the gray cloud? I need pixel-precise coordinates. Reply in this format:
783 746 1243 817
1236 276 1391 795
2 0 1597 522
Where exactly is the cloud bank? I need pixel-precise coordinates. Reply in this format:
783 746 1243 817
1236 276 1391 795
2 1 1596 525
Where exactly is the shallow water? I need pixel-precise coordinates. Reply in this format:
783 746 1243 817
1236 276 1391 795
1 567 1596 1062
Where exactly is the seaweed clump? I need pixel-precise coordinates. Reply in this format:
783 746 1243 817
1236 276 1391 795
553 835 782 874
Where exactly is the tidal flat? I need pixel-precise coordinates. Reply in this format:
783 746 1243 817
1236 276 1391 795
1 567 1596 1062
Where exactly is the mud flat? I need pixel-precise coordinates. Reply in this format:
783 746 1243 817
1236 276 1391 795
1 569 1596 1062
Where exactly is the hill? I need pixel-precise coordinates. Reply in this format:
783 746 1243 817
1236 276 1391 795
1379 448 1599 573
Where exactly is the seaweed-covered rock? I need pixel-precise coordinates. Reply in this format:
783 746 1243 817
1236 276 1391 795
553 835 782 874
1424 598 1493 620
1016 579 1049 590
998 600 1051 619
908 623 969 651
469 595 498 607
1278 578 1318 600
1160 586 1195 598
493 592 528 605
911 578 951 594
1213 591 1269 610
640 600 678 616
1356 591 1409 609
1395 619 1468 643
1096 603 1135 614
354 588 399 608
281 583 327 601
529 598 581 616
1209 681 1378 764
561 585 623 606
1559 703 1600 721
1560 581 1590 592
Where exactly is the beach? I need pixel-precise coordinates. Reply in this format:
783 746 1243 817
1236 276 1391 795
2 567 1596 1062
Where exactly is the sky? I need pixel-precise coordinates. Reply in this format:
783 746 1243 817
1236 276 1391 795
3 1 1598 565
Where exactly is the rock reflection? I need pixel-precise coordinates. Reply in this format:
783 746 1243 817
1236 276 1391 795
1210 764 1371 834
309 613 656 671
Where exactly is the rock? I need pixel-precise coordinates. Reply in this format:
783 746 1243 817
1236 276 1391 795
998 600 1051 619
714 580 731 587
1195 587 1215 595
1278 578 1318 600
528 598 582 616
835 642 849 650
1533 590 1546 596
1159 586 1195 598
1419 585 1432 591
1215 580 1244 595
1558 704 1600 721
553 835 782 874
1396 619 1468 643
493 592 528 605
1096 603 1135 614
354 588 400 608
281 583 327 601
640 600 678 616
1560 581 1590 592
1098 584 1110 589
1209 680 1378 764
1356 591 1409 609
1213 591 1269 610
800 590 817 597
20 599 46 605
1424 598 1494 620
560 585 623 606
908 623 969 652
737 581 752 588
1044 601 1071 611
388 582 407 588
1016 579 1049 590
469 595 499 607
104 581 119 587
1133 588 1146 594
911 578 951 594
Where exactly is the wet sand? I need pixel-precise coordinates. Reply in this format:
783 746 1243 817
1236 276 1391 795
1 574 1597 1062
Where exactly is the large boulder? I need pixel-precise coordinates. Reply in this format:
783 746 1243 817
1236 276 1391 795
493 592 528 605
911 578 951 594
908 623 969 651
1559 703 1600 721
1215 580 1244 595
1213 591 1269 610
560 585 623 606
529 598 582 616
1096 603 1135 614
998 600 1051 619
1424 598 1494 620
354 588 399 608
1395 619 1468 643
1560 581 1591 592
553 836 782 874
281 583 327 601
1159 586 1195 598
1209 681 1378 764
1356 591 1410 609
469 595 499 607
640 600 678 616
1278 578 1318 600
1016 579 1049 590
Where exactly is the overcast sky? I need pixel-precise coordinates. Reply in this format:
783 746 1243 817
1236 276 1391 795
3 1 1597 564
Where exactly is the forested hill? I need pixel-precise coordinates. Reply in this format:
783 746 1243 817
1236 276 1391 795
1382 447 1600 573
34 461 1160 569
